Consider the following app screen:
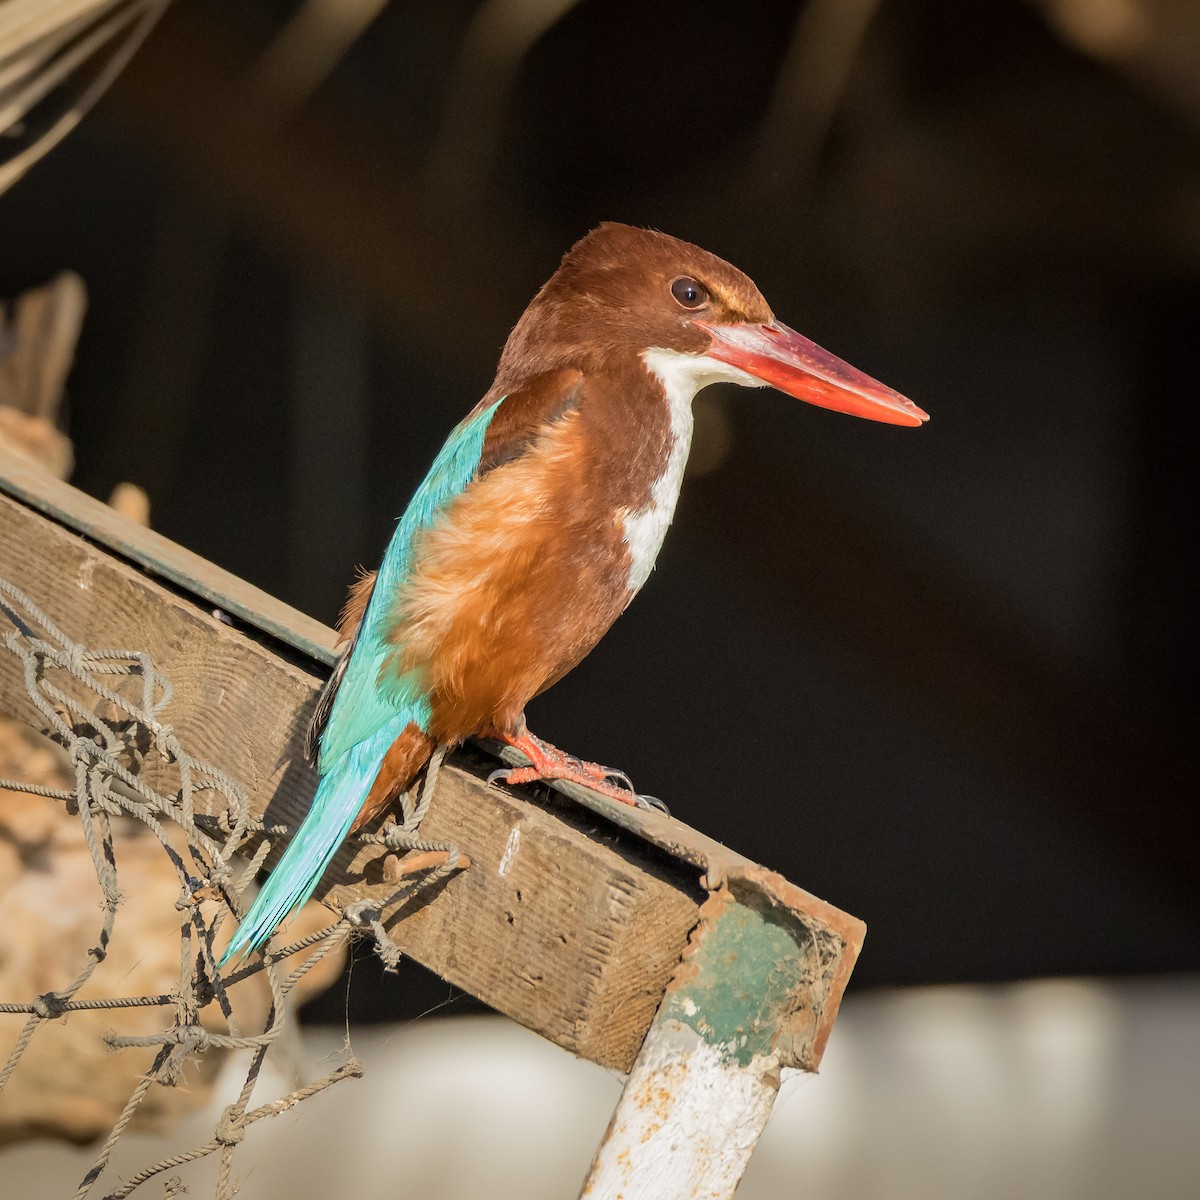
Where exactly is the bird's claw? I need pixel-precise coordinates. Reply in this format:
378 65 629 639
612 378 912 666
635 794 670 816
602 767 636 793
562 753 634 794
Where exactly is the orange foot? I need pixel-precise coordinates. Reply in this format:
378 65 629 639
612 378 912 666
480 726 660 810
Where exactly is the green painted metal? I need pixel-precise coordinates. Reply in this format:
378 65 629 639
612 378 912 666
659 895 804 1067
581 886 834 1198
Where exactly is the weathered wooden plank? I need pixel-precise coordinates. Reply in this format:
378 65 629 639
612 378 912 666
0 477 702 1070
0 448 865 1074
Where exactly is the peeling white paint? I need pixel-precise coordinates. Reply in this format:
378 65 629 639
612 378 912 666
581 1018 780 1199
76 557 94 591
498 827 521 877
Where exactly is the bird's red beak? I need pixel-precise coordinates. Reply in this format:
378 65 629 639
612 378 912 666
698 320 929 427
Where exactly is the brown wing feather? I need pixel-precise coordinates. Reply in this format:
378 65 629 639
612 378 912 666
476 368 584 476
348 722 436 833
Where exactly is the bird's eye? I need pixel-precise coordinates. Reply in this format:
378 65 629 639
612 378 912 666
670 276 708 309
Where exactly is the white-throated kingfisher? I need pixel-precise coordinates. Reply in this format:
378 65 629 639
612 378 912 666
221 223 927 963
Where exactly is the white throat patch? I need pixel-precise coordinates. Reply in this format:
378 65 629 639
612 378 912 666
620 347 764 592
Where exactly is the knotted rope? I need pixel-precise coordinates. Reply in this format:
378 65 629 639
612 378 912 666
0 577 457 1198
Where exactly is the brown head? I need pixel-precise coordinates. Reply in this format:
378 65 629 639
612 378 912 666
495 222 927 427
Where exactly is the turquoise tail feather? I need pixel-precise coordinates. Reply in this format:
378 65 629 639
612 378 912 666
218 723 403 967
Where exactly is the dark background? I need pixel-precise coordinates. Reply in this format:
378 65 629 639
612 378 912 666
3 0 1198 1022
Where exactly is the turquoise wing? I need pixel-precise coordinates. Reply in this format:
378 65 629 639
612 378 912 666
316 398 503 767
219 399 502 964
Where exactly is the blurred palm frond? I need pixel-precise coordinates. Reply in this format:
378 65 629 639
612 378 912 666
0 0 168 197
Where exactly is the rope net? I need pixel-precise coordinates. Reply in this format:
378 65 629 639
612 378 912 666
0 575 460 1198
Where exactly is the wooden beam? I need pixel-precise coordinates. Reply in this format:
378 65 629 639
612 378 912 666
0 448 863 1074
